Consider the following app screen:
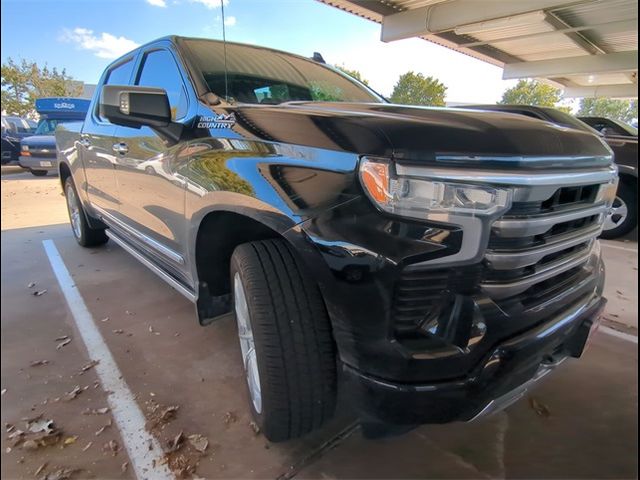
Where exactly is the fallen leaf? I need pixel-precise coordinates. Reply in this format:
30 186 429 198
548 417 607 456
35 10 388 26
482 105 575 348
82 407 109 415
63 436 78 446
249 421 260 435
63 386 82 402
166 431 184 453
79 360 99 374
55 335 69 342
56 338 71 350
112 329 124 335
22 439 39 450
223 411 237 424
104 439 120 456
121 461 128 473
145 404 179 432
40 467 81 480
125 310 134 316
35 462 48 476
529 396 551 418
33 290 48 297
187 434 208 453
81 442 92 452
27 282 36 288
100 317 109 322
95 420 112 436
30 360 50 367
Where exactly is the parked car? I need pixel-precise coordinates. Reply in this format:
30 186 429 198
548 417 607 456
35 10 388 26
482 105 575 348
19 98 90 176
578 116 638 139
1 115 36 164
57 37 614 441
460 105 637 239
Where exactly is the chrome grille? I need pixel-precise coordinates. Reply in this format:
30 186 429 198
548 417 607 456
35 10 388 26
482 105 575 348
481 182 610 302
28 148 57 158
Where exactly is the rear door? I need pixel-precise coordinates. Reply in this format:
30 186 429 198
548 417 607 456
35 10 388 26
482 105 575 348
111 45 194 278
82 57 136 216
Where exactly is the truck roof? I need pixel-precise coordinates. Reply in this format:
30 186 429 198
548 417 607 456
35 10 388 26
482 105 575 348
35 98 91 119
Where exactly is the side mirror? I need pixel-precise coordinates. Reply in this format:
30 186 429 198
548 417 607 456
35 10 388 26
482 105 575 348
100 85 171 129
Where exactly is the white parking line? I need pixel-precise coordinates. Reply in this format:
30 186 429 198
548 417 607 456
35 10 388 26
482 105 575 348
600 242 638 253
599 326 638 344
42 240 174 480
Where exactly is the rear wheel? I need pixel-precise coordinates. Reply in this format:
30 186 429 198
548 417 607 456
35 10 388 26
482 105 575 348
64 177 108 247
230 239 336 442
601 181 637 239
30 169 48 177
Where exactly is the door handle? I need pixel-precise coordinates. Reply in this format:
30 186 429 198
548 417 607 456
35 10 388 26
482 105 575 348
112 142 129 155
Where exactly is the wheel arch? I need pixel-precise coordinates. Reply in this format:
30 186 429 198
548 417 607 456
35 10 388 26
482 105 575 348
190 206 336 327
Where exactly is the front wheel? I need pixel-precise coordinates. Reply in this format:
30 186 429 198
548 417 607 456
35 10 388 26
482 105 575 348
64 177 108 247
230 239 336 442
601 181 637 239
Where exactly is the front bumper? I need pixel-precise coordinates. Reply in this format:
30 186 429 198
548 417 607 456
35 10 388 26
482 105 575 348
19 155 58 172
343 295 606 425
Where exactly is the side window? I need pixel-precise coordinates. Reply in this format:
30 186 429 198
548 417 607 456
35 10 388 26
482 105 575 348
98 59 135 121
136 49 188 120
105 60 135 86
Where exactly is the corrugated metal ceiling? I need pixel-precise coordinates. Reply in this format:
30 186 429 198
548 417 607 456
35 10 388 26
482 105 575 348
319 0 638 93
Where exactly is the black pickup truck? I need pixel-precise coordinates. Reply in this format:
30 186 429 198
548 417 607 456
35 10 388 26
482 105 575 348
56 36 616 441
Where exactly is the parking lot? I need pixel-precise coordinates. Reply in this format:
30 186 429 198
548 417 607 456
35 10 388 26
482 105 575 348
1 167 637 479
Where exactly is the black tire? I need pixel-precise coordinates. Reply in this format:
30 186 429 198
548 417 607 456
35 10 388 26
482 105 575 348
230 239 336 442
30 169 48 177
64 177 109 247
600 180 637 239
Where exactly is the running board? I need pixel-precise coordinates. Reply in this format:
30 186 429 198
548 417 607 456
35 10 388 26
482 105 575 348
106 230 196 302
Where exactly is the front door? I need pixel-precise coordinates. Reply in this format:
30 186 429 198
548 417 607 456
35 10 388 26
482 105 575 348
111 47 193 278
82 56 137 216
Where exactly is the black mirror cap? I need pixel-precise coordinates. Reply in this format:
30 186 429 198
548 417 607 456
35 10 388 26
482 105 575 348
100 85 171 129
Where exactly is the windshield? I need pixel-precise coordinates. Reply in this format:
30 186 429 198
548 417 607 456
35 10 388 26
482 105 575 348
184 39 383 105
579 117 638 137
2 116 35 134
34 118 74 135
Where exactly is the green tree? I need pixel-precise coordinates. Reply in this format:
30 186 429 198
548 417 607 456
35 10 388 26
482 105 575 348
390 71 447 106
577 98 638 123
334 65 369 86
1 58 81 118
499 79 564 107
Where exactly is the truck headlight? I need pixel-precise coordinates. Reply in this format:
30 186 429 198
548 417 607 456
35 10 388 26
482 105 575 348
359 157 512 220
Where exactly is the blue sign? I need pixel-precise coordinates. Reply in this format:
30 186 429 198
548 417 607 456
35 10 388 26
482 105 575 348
35 98 91 118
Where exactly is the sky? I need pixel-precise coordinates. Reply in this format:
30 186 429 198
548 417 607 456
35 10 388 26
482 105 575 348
0 0 518 104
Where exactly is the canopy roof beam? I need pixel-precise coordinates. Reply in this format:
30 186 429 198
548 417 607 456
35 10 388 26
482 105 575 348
381 0 590 42
503 51 638 79
563 84 639 98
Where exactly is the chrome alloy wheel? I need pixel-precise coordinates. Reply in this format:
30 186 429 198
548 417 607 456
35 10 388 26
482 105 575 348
66 184 82 240
234 272 262 414
603 196 629 231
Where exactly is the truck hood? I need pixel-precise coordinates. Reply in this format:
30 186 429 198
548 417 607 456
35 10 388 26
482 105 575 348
21 135 56 148
229 102 613 170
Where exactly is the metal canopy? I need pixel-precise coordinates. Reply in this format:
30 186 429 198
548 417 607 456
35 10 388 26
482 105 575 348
318 0 638 98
